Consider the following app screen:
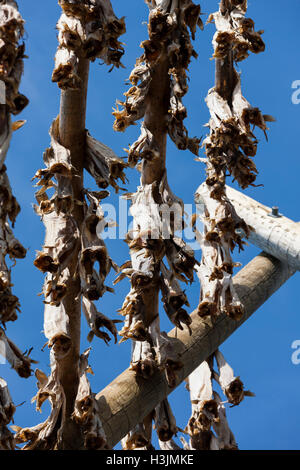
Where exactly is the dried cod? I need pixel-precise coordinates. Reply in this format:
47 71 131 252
195 0 273 322
0 377 15 450
53 0 125 89
14 352 66 450
73 349 108 449
113 0 202 157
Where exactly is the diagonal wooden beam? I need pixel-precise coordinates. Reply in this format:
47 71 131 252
95 252 295 448
199 183 300 271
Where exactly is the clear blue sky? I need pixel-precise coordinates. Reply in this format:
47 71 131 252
2 0 300 450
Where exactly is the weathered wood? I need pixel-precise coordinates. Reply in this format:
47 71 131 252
95 252 294 448
56 58 90 449
220 184 300 270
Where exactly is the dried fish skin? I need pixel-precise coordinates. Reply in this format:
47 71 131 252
53 0 126 90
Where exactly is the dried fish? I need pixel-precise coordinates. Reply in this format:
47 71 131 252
53 0 125 89
73 349 108 449
0 377 16 450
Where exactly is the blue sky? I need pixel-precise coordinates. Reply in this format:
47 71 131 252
2 0 300 450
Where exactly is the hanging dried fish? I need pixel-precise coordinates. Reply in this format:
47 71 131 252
194 185 247 320
82 296 120 344
113 0 201 157
85 131 127 192
185 360 219 444
0 327 33 378
160 261 192 333
14 353 66 450
213 349 254 406
79 190 116 301
149 317 183 388
0 377 16 450
212 391 238 450
53 0 125 89
195 0 272 322
154 398 177 442
159 438 180 450
43 301 71 360
117 184 164 343
129 339 156 379
24 0 127 451
0 1 28 117
0 1 28 357
73 349 108 449
184 347 253 450
122 412 154 450
34 211 79 277
33 117 74 216
113 0 201 388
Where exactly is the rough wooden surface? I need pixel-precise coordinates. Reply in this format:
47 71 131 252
57 58 90 449
95 252 294 448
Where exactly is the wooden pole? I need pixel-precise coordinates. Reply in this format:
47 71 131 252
219 184 300 270
95 252 294 448
56 58 90 449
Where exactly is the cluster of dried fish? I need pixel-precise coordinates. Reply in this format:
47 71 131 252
194 183 250 320
113 0 202 162
182 350 254 450
24 115 121 449
0 1 33 449
14 0 127 450
14 352 67 450
80 190 122 345
195 0 273 321
122 398 180 451
115 181 195 388
52 0 125 89
116 1 203 450
0 377 15 450
113 0 202 393
33 119 125 343
0 0 27 327
15 112 79 447
122 348 254 451
72 349 108 449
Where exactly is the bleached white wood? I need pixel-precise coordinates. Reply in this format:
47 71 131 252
206 184 300 270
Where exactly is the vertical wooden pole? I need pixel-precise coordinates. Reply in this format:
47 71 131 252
56 58 89 449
